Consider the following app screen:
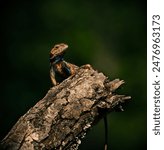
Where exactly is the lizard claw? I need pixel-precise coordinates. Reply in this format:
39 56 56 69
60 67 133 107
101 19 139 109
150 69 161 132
81 64 92 70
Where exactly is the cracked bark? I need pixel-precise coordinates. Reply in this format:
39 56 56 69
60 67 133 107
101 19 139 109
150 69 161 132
1 65 131 150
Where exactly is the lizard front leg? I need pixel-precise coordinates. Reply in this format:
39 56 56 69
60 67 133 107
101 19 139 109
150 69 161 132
50 65 57 86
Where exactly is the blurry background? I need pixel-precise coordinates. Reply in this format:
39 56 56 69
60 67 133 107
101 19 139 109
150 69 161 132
0 0 146 149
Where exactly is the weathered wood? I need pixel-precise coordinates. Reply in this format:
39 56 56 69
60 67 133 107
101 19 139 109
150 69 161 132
1 65 131 150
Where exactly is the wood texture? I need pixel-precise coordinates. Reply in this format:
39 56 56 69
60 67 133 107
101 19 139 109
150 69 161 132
1 65 131 150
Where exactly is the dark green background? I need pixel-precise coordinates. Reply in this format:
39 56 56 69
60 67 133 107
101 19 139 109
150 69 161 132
1 0 146 149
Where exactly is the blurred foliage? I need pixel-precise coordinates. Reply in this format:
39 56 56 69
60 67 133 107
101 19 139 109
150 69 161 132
0 0 146 149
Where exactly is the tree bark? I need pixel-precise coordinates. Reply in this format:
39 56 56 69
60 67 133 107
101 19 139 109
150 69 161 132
1 65 131 150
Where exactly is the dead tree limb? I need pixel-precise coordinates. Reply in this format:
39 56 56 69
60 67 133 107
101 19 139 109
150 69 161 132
1 65 131 150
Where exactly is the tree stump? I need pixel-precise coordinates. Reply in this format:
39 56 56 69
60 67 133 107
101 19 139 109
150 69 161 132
1 65 131 150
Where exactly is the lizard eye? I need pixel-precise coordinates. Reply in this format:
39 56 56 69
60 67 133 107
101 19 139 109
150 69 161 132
55 46 59 49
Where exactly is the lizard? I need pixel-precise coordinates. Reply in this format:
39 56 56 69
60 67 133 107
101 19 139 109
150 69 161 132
49 43 108 150
49 43 78 86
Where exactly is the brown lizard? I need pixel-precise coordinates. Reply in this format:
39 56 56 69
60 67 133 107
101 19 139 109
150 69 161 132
49 43 78 86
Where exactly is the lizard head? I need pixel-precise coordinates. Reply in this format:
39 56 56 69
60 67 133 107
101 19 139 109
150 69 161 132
50 43 68 63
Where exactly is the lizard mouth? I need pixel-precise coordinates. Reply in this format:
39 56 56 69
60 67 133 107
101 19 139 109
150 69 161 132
61 43 68 50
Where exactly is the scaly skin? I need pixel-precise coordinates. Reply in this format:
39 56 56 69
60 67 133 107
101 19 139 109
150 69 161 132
49 43 78 85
